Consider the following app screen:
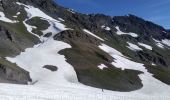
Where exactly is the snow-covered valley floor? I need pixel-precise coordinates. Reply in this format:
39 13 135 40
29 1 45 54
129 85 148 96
0 81 170 100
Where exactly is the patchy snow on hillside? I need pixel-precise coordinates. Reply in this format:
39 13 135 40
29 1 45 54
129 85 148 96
162 31 167 33
98 64 108 70
17 2 68 38
151 63 156 66
162 39 170 47
6 3 78 86
0 12 18 23
7 38 78 85
153 39 164 48
127 42 142 51
58 18 65 22
101 25 111 31
16 12 21 15
138 43 152 50
115 26 138 37
99 44 124 56
153 38 170 48
83 29 104 41
13 15 17 18
2 43 170 100
13 12 21 18
23 20 40 37
99 44 170 99
98 44 130 61
42 20 60 35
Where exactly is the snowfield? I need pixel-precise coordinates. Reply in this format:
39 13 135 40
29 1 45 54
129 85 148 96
7 2 78 86
2 42 170 100
6 39 78 85
1 2 170 100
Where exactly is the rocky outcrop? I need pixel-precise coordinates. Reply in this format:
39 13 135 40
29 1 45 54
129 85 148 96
112 15 170 40
54 30 101 45
0 58 31 84
43 65 58 71
0 25 39 57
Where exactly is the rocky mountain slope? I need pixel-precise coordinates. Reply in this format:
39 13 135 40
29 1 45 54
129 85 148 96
0 0 170 99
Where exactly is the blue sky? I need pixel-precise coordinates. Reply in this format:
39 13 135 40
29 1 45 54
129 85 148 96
55 0 170 29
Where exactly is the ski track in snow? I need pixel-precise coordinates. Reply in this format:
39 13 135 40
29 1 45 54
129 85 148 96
1 2 170 100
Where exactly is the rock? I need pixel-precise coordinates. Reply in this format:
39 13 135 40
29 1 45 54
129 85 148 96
0 58 31 84
44 32 52 37
43 65 58 71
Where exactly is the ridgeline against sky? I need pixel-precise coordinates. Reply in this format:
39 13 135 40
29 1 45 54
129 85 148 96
56 0 170 29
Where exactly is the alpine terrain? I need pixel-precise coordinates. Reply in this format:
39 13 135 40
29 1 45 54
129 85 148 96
0 0 170 99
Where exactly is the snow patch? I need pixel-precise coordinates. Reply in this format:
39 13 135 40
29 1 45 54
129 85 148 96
16 12 21 15
23 20 40 37
115 26 138 37
99 44 124 56
138 43 152 50
58 18 65 22
13 15 17 18
153 39 164 48
98 64 108 70
162 31 167 33
0 12 18 23
83 29 104 41
151 63 156 66
127 42 142 51
162 39 170 47
101 25 111 31
13 12 21 18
